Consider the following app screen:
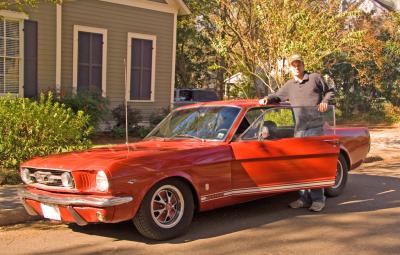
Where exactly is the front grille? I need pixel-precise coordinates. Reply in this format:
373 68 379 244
26 168 75 188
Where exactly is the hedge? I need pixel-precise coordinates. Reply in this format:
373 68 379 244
0 93 93 169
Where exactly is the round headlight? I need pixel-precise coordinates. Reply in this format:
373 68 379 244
21 168 32 184
61 172 73 187
96 171 109 192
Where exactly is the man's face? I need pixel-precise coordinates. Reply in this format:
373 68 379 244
289 60 304 78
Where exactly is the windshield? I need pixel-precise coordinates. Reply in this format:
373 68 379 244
146 106 241 141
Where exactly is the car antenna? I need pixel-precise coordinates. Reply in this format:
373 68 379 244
124 58 130 152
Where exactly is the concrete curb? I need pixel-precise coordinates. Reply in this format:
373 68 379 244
0 185 40 226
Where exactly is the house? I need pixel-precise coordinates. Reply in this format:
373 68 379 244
342 0 400 13
0 0 190 118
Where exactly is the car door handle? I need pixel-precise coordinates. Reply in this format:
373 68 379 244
323 139 339 146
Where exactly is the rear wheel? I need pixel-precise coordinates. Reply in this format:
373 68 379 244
326 154 348 197
133 179 194 240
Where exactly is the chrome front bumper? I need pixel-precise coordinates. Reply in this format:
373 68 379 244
19 188 134 226
18 188 133 207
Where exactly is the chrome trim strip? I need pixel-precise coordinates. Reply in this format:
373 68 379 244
18 189 133 208
200 180 335 202
21 166 72 172
66 206 88 226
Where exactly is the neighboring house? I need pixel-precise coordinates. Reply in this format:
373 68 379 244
342 0 400 13
0 0 190 118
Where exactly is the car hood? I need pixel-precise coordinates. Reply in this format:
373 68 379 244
21 139 224 171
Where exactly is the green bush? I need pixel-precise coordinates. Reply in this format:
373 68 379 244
0 167 20 185
367 100 400 124
112 104 142 131
149 107 170 126
60 90 110 130
0 93 93 169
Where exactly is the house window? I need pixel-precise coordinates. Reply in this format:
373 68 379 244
127 33 156 101
77 31 103 92
73 25 107 96
0 18 21 94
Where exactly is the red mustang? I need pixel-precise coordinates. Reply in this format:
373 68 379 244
19 100 370 240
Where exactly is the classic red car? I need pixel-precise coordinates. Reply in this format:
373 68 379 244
19 100 370 240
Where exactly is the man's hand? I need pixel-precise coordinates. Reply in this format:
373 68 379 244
318 102 328 112
259 97 268 105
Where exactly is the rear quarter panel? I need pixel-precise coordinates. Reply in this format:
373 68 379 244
331 127 370 169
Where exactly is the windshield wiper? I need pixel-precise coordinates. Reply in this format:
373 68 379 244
170 134 205 142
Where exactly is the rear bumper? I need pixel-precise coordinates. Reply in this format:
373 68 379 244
18 188 134 226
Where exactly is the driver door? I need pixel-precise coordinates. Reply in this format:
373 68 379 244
230 106 339 197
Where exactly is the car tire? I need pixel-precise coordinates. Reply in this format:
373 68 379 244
133 179 194 240
325 154 348 197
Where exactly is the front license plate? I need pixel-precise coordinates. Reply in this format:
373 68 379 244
40 203 61 221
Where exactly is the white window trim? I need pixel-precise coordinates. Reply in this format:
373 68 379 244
0 14 25 97
0 10 28 20
170 12 177 104
126 32 156 102
72 25 107 97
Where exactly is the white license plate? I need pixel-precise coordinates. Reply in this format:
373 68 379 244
40 203 61 221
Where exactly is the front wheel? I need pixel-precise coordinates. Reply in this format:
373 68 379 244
325 154 348 197
133 179 194 240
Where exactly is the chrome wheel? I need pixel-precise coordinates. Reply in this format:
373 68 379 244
151 185 184 228
332 160 344 189
325 154 349 197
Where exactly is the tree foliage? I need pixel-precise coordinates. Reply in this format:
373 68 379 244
0 0 62 11
176 0 399 122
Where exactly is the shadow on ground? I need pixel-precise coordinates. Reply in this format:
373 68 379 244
63 173 400 245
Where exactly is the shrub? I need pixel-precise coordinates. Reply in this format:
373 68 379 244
137 126 154 138
0 93 93 169
0 167 20 185
60 90 110 130
367 99 400 124
111 125 126 138
149 107 171 127
112 104 142 131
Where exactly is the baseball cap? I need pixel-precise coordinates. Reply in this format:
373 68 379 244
288 54 303 64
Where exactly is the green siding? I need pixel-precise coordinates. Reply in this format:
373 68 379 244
61 0 174 118
26 3 57 93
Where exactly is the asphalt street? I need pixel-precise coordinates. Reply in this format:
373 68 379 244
1 169 399 255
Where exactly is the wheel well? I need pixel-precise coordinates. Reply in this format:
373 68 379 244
156 176 200 213
340 149 351 170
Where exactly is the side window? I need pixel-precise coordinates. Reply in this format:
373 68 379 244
234 108 264 138
239 107 295 141
263 108 295 139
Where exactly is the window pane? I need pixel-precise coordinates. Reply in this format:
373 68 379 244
78 32 90 64
0 36 4 56
0 58 4 75
6 38 19 57
142 40 152 68
5 59 19 93
5 20 19 39
141 70 151 99
0 75 4 93
91 66 102 91
132 39 142 68
78 65 89 91
130 69 141 100
0 19 4 36
91 33 103 65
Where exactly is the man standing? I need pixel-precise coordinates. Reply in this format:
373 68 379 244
259 53 335 212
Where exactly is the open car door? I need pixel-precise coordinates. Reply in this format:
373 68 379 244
230 106 339 197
